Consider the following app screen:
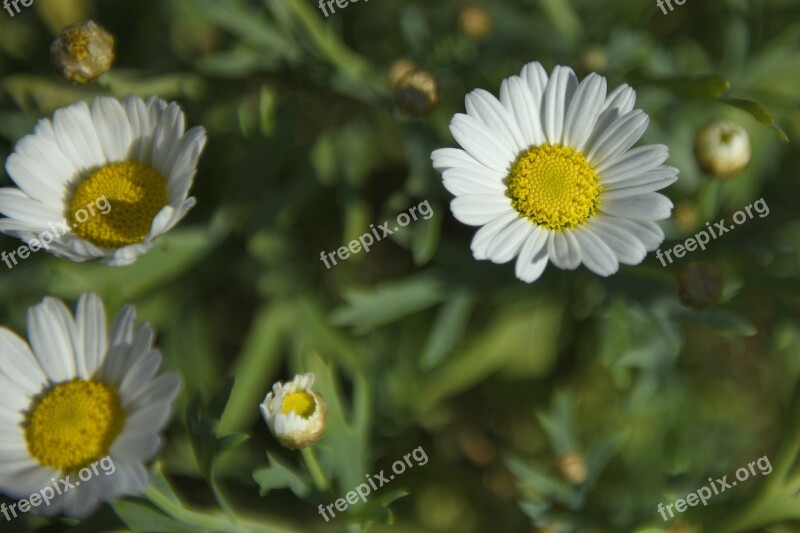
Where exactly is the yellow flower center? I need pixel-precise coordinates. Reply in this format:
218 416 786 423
281 392 316 418
68 161 169 248
505 143 602 230
25 379 126 472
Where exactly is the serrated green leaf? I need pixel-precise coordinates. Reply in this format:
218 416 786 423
253 453 312 498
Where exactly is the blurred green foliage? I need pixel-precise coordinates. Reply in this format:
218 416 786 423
1 0 800 531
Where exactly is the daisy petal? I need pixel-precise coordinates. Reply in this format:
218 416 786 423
514 226 549 282
547 230 581 270
542 65 578 144
501 76 546 148
451 194 513 226
466 89 527 154
573 226 619 276
484 217 532 264
450 114 516 171
600 193 673 221
471 212 520 260
27 297 78 383
587 110 649 167
602 167 679 199
564 73 607 151
597 144 670 180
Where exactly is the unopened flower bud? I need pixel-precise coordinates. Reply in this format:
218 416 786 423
557 452 588 484
51 20 115 84
260 373 327 449
458 6 492 40
677 262 723 310
673 201 699 234
394 69 440 117
388 59 417 86
694 120 751 179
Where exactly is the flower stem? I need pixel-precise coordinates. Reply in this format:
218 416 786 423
302 447 331 492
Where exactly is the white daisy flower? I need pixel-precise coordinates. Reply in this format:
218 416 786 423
0 95 207 266
260 373 327 450
0 293 181 518
432 62 678 283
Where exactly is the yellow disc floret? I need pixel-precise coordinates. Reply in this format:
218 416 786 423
281 391 316 418
25 379 126 472
506 143 602 230
68 161 169 248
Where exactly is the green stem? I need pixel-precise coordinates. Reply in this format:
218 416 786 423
282 0 386 99
302 447 331 492
143 470 296 533
283 0 368 73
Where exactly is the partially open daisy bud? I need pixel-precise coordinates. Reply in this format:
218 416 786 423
694 119 751 179
51 19 115 84
458 6 492 40
394 69 440 117
677 262 723 310
260 373 327 449
557 452 588 484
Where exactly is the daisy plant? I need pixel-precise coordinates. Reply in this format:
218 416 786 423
0 293 180 518
433 61 678 283
0 95 206 266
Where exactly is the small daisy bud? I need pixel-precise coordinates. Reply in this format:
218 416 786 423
394 69 440 117
673 201 699 233
694 119 752 178
579 46 608 73
677 262 724 310
457 6 492 40
260 373 327 449
51 20 115 84
388 59 417 86
557 452 588 484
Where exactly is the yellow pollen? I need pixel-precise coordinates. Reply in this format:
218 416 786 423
63 28 91 61
280 392 316 418
25 379 126 472
68 161 169 248
505 143 602 230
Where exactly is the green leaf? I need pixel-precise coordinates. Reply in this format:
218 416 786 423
632 72 731 99
420 289 475 370
300 351 371 491
721 96 790 143
331 275 446 334
419 295 563 411
253 453 312 498
112 501 190 533
187 378 249 479
671 308 758 337
46 227 225 308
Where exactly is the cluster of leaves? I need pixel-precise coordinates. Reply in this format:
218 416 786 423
1 0 800 531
